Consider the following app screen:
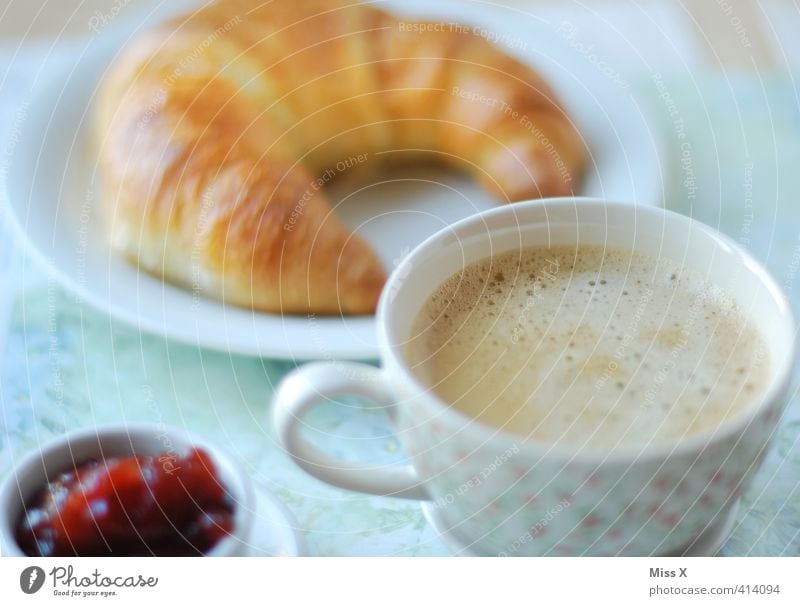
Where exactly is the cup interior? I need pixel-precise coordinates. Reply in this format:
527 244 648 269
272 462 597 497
0 423 254 556
379 198 795 449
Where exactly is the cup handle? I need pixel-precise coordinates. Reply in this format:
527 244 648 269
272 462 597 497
273 362 428 500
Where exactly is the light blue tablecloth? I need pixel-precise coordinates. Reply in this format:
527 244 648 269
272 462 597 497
1 44 798 555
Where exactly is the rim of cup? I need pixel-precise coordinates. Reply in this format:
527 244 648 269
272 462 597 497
378 197 797 464
0 422 255 557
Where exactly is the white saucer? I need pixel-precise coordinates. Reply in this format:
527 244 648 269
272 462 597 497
421 499 740 557
245 488 307 557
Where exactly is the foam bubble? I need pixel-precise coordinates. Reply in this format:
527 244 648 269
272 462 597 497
407 245 771 450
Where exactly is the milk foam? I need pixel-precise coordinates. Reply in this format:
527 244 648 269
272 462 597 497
407 245 771 450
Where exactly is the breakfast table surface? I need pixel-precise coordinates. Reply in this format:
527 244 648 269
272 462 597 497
1 0 799 556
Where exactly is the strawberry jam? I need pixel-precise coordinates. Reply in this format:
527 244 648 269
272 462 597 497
16 448 235 556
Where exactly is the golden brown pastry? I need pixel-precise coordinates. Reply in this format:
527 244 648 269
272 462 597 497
94 0 586 315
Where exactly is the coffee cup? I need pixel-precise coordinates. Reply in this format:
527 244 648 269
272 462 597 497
273 198 796 556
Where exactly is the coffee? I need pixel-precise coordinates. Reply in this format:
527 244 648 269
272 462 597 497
407 245 770 449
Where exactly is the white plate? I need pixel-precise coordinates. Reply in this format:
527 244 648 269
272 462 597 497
4 0 664 360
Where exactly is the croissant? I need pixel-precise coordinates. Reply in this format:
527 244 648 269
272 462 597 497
94 0 586 315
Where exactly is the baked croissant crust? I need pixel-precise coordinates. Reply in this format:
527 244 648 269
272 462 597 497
94 0 586 315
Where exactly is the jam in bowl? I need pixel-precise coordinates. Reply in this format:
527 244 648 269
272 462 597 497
0 424 254 557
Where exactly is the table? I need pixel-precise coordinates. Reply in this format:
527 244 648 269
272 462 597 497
1 0 799 556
